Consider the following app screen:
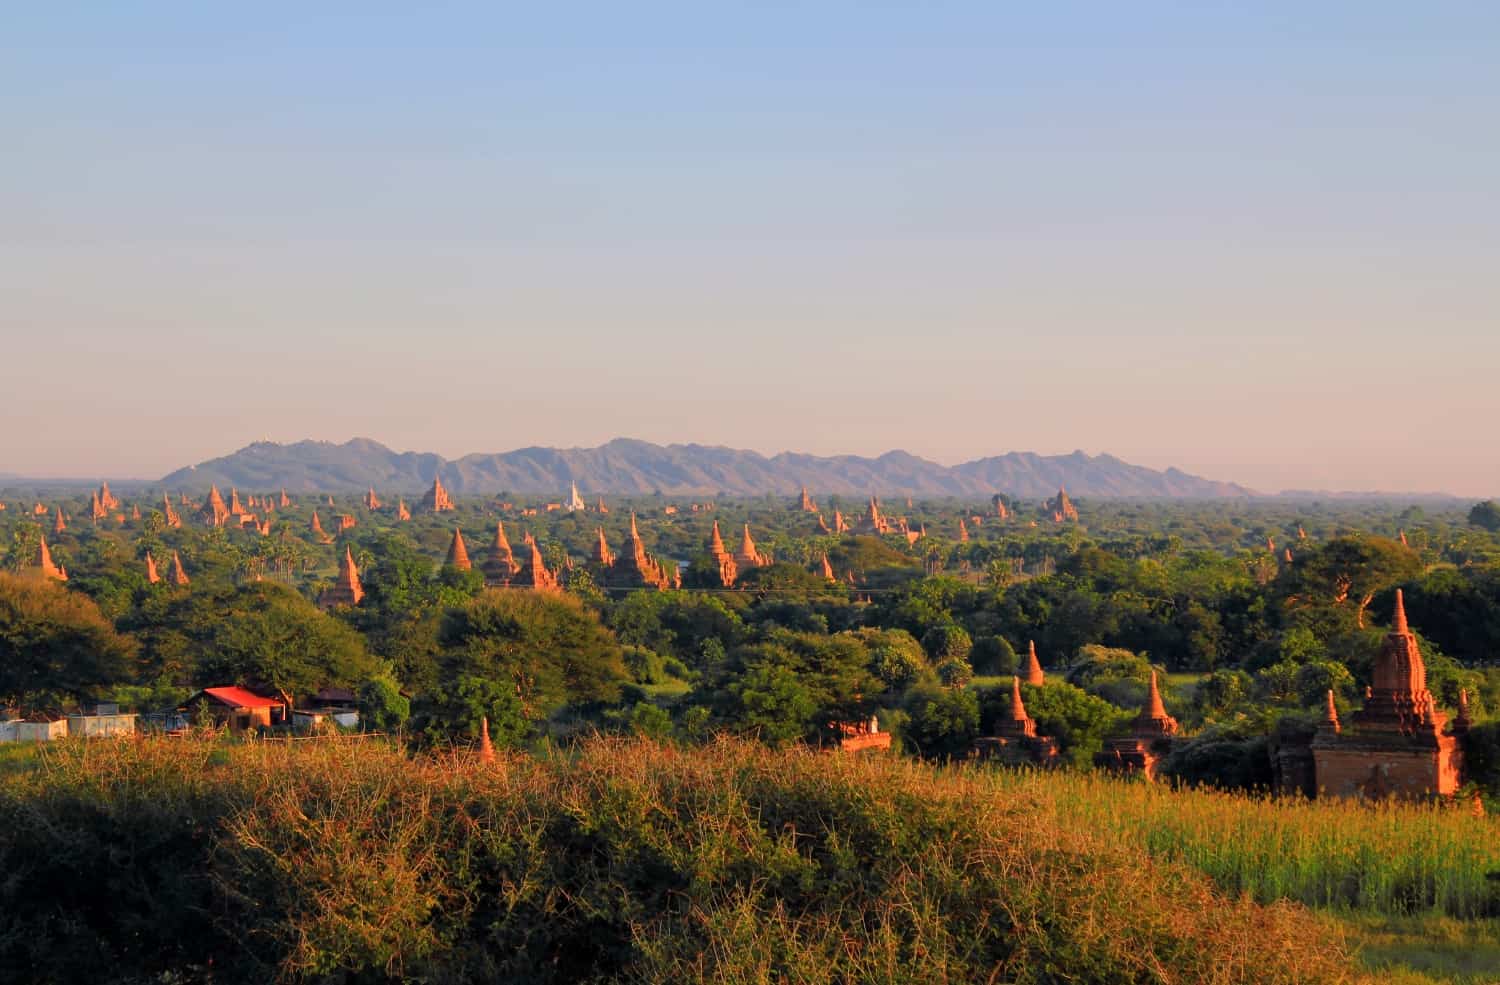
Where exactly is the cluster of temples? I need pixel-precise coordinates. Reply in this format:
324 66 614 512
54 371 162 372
594 514 679 590
436 525 560 593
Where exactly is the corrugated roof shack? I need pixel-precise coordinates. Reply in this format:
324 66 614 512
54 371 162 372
0 720 68 743
67 712 138 738
181 687 288 733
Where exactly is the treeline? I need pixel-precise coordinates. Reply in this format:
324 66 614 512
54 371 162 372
2 494 1499 795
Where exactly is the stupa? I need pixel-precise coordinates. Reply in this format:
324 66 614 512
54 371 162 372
422 476 455 513
169 552 191 587
1046 487 1079 522
201 486 230 527
1021 640 1045 686
705 520 739 588
33 537 67 581
516 541 560 592
1096 672 1178 779
607 513 673 591
975 677 1059 765
445 528 472 571
320 548 365 608
482 523 521 586
1310 591 1464 799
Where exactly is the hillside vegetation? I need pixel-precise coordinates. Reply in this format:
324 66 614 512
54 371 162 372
0 736 1357 985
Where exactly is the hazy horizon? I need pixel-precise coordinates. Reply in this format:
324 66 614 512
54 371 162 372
5 4 1498 495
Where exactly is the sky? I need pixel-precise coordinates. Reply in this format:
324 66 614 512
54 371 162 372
3 3 1498 494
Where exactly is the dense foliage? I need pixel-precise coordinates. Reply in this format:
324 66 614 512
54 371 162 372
2 488 1498 797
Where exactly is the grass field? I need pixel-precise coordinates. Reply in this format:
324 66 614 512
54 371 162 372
0 735 1494 982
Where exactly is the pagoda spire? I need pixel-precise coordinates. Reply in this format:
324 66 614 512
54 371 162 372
170 552 190 587
820 554 835 580
446 528 472 570
1320 690 1341 734
593 527 614 566
1008 676 1029 722
709 520 727 555
1145 670 1167 719
1391 589 1410 635
477 717 495 762
335 547 365 605
1022 640 1045 686
54 506 66 534
145 552 161 585
1454 689 1472 734
35 536 66 581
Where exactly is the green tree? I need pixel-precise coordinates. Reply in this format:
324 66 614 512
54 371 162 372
416 673 529 747
903 683 979 760
194 582 380 710
357 676 410 732
1468 501 1500 533
0 574 136 708
439 589 627 719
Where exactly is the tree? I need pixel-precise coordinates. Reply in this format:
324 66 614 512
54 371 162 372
193 582 380 710
357 676 410 732
1468 501 1500 533
720 659 817 745
921 623 973 663
0 574 136 708
969 635 1018 675
903 684 979 760
415 673 528 747
439 589 627 719
851 628 930 692
1281 537 1422 628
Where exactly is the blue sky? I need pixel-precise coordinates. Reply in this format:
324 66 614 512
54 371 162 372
3 3 1498 493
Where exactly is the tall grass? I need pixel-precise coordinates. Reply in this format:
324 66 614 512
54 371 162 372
988 769 1500 919
0 735 1354 984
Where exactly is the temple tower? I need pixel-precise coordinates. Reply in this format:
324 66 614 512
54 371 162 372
1311 590 1463 799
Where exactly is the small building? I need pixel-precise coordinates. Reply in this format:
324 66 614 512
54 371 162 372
0 719 69 743
292 708 360 731
830 716 892 753
181 687 287 733
67 708 138 738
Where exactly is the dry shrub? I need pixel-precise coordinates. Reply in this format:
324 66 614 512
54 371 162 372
0 736 1353 983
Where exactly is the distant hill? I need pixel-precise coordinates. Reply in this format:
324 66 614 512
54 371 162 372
160 438 1255 499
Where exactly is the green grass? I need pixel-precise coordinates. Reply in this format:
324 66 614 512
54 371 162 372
987 767 1500 919
639 677 693 700
1336 914 1500 984
0 742 42 777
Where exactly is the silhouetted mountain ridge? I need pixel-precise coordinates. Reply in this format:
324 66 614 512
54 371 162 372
160 438 1255 498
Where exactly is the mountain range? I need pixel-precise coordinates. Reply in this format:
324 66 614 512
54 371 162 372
159 438 1255 499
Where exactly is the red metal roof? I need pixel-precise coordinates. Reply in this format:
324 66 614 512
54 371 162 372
201 686 283 709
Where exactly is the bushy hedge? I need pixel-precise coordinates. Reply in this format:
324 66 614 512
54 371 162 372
0 737 1350 983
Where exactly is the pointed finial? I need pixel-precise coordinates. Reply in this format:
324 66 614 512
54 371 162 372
1322 690 1340 732
477 716 495 762
1146 670 1166 718
1392 589 1409 635
1023 640 1044 686
1009 676 1029 721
